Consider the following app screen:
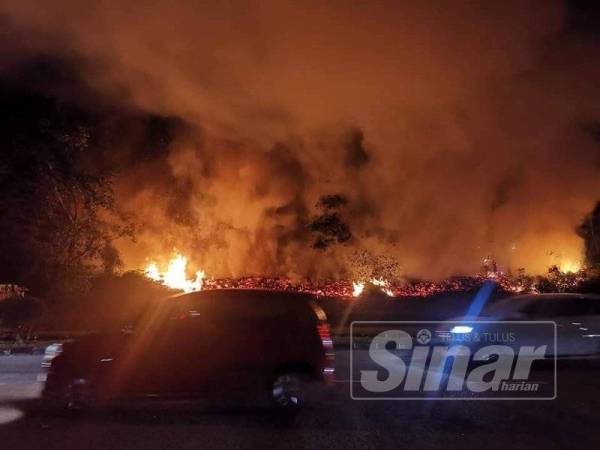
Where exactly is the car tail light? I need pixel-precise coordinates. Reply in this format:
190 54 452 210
308 300 335 382
317 323 333 350
317 322 335 384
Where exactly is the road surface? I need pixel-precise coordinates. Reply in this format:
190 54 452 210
0 351 599 449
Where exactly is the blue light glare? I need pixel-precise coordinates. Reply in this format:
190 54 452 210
465 280 496 318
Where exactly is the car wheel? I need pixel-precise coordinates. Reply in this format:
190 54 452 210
59 378 97 411
271 373 305 410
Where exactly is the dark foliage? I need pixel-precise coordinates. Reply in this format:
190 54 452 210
316 194 348 210
0 296 45 328
309 194 352 250
0 84 131 301
576 201 600 269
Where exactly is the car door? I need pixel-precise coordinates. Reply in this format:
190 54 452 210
574 298 600 356
162 299 216 396
551 298 598 356
492 299 554 359
196 294 272 393
117 302 187 396
521 298 595 356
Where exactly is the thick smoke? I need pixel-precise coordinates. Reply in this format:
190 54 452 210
2 0 600 279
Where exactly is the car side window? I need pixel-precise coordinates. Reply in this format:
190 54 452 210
521 301 551 317
162 299 207 324
558 299 592 316
522 299 590 317
581 299 600 315
168 303 203 320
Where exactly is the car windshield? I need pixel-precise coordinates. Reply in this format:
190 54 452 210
483 297 528 316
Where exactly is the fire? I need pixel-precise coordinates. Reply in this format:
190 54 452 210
351 278 395 297
352 281 365 297
144 254 205 293
558 260 581 274
145 262 161 282
141 254 586 299
371 278 395 297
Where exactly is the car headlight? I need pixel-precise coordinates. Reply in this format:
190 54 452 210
450 325 473 334
42 343 63 368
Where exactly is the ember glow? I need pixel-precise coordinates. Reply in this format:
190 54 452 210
351 279 395 298
143 252 587 298
144 254 205 293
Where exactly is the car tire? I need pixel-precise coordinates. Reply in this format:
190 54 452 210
270 373 306 410
44 378 97 412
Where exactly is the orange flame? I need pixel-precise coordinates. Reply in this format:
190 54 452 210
558 259 581 274
352 281 365 297
144 254 205 293
371 278 394 297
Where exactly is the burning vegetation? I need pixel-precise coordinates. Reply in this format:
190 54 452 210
142 253 588 299
144 254 205 293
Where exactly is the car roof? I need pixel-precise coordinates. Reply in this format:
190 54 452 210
485 293 600 315
156 288 322 321
503 293 600 302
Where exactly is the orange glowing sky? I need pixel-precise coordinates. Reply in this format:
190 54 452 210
1 1 599 279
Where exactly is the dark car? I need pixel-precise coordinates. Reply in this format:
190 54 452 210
42 289 335 410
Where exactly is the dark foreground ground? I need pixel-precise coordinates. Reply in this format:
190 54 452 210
0 351 599 450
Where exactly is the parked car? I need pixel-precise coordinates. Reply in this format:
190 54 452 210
42 289 335 410
437 293 600 358
42 343 63 368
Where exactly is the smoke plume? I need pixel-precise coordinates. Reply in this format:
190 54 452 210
2 0 600 279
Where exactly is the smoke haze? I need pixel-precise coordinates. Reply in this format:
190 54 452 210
2 0 600 279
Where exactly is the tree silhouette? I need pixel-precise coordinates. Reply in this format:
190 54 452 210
577 201 600 270
309 194 352 250
0 86 131 301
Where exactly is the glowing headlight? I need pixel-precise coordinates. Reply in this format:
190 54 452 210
450 325 473 334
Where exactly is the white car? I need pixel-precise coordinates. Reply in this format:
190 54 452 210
41 343 63 368
440 293 600 358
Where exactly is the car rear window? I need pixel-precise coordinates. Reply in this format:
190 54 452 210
521 298 591 317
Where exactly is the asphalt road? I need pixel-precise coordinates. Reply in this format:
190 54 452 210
0 352 599 450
